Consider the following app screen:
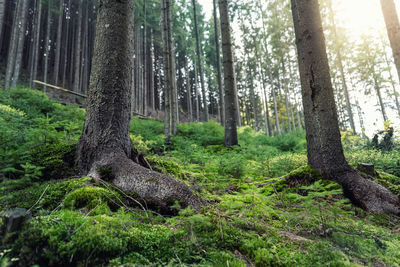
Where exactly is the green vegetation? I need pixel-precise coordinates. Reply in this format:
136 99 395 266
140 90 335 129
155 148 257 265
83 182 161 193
1 89 400 266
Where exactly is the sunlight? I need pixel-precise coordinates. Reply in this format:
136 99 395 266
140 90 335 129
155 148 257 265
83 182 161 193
335 0 385 37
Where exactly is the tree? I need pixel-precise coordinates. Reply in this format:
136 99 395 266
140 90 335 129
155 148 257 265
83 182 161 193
291 0 399 214
219 0 239 147
380 0 400 87
77 0 199 211
213 0 224 126
192 0 208 121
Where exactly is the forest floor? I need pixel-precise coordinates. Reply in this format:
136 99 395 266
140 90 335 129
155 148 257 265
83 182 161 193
1 88 400 266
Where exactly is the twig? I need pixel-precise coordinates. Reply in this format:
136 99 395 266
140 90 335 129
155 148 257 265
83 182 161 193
27 184 50 213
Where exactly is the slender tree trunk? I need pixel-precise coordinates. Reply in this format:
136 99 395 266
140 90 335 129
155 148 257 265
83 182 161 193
161 0 171 137
213 0 224 125
327 0 356 134
281 59 292 132
383 44 400 118
73 0 83 95
185 58 193 121
219 0 238 147
149 29 155 112
0 0 6 50
32 0 42 89
194 63 200 122
11 0 29 88
43 0 52 92
381 0 400 89
192 0 208 121
4 0 21 91
62 0 71 89
143 0 148 115
167 0 178 133
249 73 258 129
292 0 399 214
53 0 64 85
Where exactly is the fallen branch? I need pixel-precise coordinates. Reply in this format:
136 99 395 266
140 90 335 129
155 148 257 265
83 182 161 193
33 80 87 98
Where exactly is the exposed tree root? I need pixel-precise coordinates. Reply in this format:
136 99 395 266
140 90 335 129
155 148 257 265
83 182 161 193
332 169 399 215
87 152 201 213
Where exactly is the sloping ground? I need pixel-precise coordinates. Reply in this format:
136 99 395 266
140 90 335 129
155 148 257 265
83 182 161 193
1 88 400 266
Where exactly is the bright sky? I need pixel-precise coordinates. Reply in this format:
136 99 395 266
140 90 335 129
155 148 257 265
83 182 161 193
197 0 400 137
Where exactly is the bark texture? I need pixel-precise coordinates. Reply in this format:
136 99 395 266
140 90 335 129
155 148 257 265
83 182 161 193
291 0 399 214
213 0 225 126
381 0 400 88
77 0 199 212
219 0 238 147
192 0 208 122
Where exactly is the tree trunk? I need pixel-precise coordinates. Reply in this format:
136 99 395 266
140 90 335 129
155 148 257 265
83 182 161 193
167 0 178 134
192 0 208 121
43 0 52 92
0 0 6 50
185 58 193 121
281 59 292 132
219 0 238 147
328 0 356 134
73 0 83 95
4 0 21 91
77 0 199 212
194 63 200 122
53 0 64 85
11 0 29 88
31 0 42 89
62 0 71 89
291 0 399 214
213 0 225 126
383 42 400 118
381 0 400 90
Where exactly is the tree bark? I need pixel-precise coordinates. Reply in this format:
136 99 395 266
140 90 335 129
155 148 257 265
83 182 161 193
53 0 64 86
0 0 6 50
381 0 400 90
32 0 42 89
43 0 52 92
291 0 399 214
77 0 199 212
73 0 83 95
11 0 29 88
219 0 238 147
4 0 21 91
213 0 225 126
192 0 208 121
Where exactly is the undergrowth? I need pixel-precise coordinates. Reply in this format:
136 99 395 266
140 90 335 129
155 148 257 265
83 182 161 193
0 88 399 266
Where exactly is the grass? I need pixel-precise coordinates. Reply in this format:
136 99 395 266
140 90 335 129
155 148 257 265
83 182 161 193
0 88 400 266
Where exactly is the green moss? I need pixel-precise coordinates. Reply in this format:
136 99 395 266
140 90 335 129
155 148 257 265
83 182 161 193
98 165 115 181
29 143 76 180
63 186 121 215
0 177 90 211
147 155 186 179
376 171 400 197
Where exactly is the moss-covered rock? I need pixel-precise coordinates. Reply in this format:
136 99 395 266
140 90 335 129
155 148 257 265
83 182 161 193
29 143 77 180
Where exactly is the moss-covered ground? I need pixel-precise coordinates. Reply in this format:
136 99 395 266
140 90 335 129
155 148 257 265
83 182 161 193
1 88 400 266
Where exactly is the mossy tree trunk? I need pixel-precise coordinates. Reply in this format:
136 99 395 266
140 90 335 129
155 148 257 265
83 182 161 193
77 0 199 212
291 0 399 214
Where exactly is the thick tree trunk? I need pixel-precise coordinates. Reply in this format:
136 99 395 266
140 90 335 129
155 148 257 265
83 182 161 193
291 0 399 214
381 0 400 88
77 0 199 212
213 0 225 126
11 0 29 88
219 0 239 147
192 0 208 122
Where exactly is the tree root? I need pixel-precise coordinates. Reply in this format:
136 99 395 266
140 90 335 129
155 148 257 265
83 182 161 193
87 152 202 214
333 169 399 215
